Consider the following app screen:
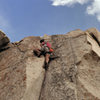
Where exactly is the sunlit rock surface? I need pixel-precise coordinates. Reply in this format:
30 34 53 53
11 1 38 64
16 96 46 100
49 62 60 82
0 28 100 100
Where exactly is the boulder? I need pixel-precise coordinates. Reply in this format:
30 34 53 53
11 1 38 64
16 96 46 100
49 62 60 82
0 30 10 48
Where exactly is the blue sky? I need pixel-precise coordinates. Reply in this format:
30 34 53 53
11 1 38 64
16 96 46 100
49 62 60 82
0 0 100 42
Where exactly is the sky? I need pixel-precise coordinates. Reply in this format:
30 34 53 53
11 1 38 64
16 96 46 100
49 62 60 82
0 0 100 42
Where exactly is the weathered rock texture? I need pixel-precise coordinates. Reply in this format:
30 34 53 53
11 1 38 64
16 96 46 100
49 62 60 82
0 28 100 100
0 30 10 51
0 35 45 100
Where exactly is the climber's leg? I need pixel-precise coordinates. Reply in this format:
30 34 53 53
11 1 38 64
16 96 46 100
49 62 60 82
44 53 50 70
45 53 50 64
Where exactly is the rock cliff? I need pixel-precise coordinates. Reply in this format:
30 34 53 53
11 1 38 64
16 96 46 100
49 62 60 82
0 28 100 100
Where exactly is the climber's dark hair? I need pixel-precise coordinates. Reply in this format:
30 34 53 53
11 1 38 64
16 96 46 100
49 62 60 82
40 39 44 43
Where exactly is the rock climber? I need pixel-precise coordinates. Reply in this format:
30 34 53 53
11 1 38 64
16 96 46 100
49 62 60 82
34 39 54 70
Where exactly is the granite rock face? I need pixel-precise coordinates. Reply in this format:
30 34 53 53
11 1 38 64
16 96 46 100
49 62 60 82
0 28 100 100
0 36 45 100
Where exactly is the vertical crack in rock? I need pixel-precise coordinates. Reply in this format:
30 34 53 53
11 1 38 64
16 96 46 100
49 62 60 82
38 70 47 100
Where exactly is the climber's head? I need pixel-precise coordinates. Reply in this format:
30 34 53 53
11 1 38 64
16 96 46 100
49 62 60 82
40 39 44 43
40 39 45 47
